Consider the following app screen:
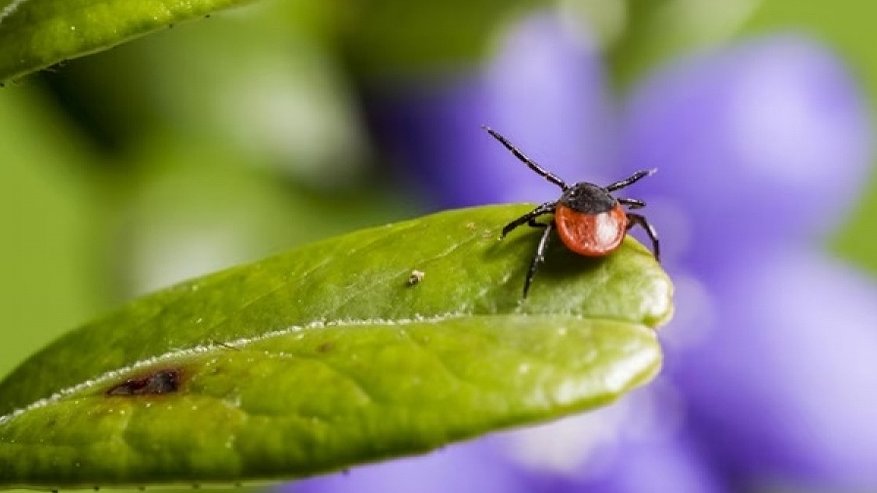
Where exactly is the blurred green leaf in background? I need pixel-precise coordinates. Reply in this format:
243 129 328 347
0 89 105 378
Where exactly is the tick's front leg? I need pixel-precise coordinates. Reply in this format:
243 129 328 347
523 221 554 298
501 201 556 238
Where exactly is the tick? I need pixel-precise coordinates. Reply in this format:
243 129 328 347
484 126 660 298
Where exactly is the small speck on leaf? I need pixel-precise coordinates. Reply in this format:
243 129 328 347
407 270 425 286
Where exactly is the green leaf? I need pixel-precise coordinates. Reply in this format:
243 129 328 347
0 0 254 82
0 204 673 489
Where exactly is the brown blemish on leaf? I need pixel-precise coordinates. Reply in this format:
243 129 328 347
106 369 182 396
317 342 335 353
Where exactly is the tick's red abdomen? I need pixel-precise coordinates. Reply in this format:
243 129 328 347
555 204 627 256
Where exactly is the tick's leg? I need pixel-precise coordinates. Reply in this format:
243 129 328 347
618 197 646 209
523 222 554 298
483 126 568 190
606 169 657 192
502 201 556 238
627 213 660 261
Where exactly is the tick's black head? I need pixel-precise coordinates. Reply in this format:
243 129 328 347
559 182 616 214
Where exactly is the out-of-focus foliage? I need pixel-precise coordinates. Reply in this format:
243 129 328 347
0 90 104 378
0 0 415 382
333 0 544 77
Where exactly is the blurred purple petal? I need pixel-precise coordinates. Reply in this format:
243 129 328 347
494 384 727 493
575 432 727 493
621 35 872 263
365 12 617 208
677 248 877 489
285 439 523 493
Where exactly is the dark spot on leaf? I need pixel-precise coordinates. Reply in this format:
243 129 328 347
317 342 334 353
106 369 181 396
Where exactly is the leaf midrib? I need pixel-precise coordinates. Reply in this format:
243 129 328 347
0 312 654 425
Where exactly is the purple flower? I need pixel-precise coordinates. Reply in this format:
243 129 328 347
677 247 877 489
618 35 877 489
621 35 872 268
285 11 875 493
290 440 522 493
494 384 729 493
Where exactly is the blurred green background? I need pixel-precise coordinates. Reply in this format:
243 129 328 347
1 0 875 431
